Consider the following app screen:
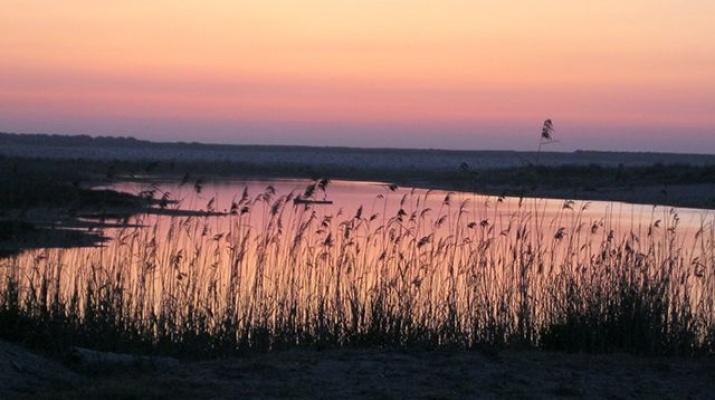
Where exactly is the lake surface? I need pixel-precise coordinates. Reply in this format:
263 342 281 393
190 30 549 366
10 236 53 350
116 178 712 237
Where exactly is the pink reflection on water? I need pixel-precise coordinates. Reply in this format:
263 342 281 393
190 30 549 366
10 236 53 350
114 178 711 237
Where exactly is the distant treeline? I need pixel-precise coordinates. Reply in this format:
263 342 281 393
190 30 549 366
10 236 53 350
0 132 145 148
0 131 356 153
0 131 256 152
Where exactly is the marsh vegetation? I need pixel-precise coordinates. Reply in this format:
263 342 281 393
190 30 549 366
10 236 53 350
2 180 713 358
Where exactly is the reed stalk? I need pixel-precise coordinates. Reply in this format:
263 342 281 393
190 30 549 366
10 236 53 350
1 184 713 357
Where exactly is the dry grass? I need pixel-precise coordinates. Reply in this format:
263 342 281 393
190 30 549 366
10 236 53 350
1 183 714 357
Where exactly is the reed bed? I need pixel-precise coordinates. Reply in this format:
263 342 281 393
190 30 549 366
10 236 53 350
1 184 714 357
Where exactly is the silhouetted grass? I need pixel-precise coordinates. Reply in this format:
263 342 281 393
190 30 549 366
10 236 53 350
1 184 713 359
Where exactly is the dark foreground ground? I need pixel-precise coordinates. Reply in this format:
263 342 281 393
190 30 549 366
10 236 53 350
2 339 714 400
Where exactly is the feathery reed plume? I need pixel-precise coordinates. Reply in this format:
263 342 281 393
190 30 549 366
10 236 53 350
538 119 557 153
1 183 712 357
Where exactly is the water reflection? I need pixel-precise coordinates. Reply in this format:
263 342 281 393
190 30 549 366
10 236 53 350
3 179 714 350
117 178 711 227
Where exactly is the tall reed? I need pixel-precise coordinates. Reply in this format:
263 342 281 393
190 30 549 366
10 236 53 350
1 184 713 357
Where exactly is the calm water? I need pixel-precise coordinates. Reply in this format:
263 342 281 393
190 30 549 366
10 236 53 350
115 178 711 236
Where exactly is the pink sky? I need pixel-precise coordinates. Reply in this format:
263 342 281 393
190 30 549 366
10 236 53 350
1 1 713 152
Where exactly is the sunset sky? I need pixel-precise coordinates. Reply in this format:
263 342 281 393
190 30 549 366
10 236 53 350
1 1 713 152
